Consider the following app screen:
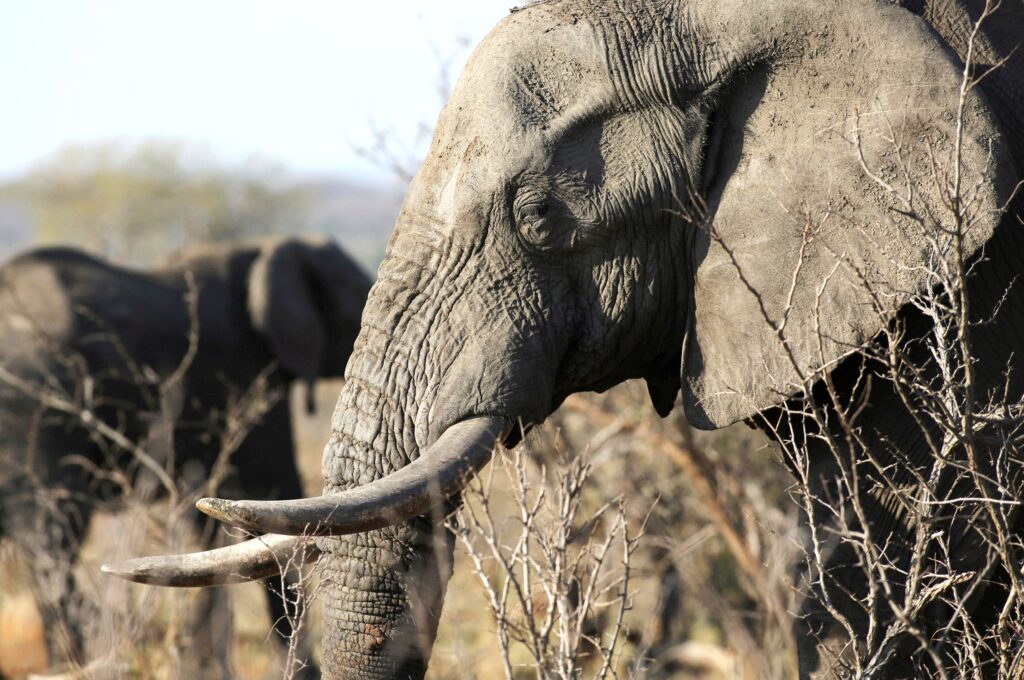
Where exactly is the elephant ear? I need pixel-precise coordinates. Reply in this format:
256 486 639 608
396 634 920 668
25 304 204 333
248 237 371 388
680 0 1017 429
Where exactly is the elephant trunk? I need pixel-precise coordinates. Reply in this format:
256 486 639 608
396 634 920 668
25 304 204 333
306 205 567 676
315 256 470 680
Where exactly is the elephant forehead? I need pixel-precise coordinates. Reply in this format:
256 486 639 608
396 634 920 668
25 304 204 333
406 6 655 242
458 6 605 126
425 6 619 177
399 21 599 239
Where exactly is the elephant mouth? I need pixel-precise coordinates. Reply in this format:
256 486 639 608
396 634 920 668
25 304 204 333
102 414 511 586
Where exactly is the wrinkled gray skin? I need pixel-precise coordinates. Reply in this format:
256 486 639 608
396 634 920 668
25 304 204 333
0 237 369 675
286 1 1022 678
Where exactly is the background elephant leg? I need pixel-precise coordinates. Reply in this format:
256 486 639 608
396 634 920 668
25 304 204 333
0 395 107 672
792 515 920 680
187 516 235 680
17 496 95 672
233 408 319 678
791 456 879 680
188 581 234 680
791 499 847 680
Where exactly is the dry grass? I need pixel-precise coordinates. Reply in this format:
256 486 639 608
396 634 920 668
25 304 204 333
1 379 799 679
0 381 336 679
427 381 798 679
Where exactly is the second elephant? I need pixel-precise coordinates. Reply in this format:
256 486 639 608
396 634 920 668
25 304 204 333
0 236 370 676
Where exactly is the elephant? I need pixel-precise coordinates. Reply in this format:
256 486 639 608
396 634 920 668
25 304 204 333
0 236 370 677
108 0 1024 678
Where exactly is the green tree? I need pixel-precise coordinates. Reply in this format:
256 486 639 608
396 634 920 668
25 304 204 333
8 141 312 265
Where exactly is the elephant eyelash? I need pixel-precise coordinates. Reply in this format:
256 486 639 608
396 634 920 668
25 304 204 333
517 199 550 221
513 180 548 209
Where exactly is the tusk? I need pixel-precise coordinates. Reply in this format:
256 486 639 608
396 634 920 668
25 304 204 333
196 415 511 536
101 534 319 587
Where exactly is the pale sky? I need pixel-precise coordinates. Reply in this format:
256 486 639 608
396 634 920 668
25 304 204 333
0 1 514 181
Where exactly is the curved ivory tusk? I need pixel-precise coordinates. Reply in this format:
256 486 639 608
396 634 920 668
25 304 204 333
196 415 511 536
101 534 319 587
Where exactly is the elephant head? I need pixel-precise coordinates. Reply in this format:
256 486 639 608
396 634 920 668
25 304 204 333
159 235 369 392
108 1 1020 677
245 237 369 385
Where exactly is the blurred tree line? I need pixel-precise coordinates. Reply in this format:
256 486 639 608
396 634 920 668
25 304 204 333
0 141 403 270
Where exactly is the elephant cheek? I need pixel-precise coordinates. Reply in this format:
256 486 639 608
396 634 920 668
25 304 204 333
427 330 560 444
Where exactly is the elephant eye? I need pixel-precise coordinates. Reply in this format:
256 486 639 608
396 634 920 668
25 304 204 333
519 202 549 221
513 190 560 249
515 200 558 249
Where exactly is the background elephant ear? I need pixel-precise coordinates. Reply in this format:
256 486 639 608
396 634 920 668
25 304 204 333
248 237 371 387
681 0 1018 429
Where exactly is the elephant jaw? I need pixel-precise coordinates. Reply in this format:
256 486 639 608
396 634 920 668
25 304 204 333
101 415 510 585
